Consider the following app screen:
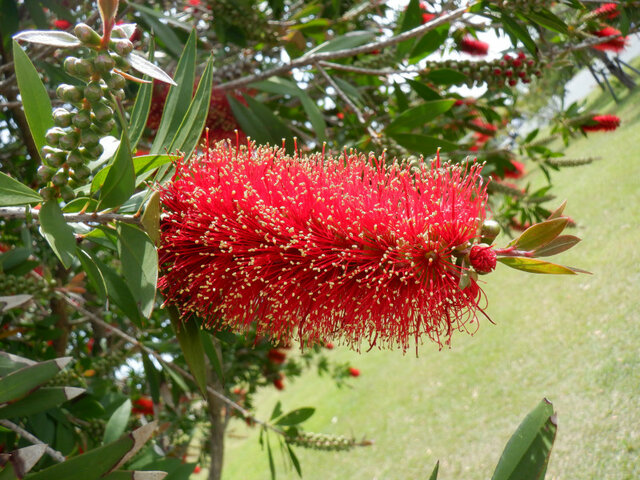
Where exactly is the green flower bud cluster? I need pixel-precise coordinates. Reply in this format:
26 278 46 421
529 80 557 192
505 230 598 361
86 419 106 439
353 49 396 70
546 157 597 168
287 431 356 451
90 349 129 377
38 23 132 201
0 273 52 297
46 368 86 388
428 52 544 89
492 0 554 11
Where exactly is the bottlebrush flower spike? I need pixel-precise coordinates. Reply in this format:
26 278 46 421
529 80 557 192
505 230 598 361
592 3 620 20
592 26 627 52
159 143 490 351
459 36 489 56
581 114 621 132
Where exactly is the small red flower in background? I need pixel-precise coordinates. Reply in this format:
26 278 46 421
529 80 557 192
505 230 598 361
325 342 334 350
193 465 201 473
132 397 154 415
419 2 435 23
502 160 526 180
336 112 345 120
273 374 285 391
116 20 141 42
87 337 94 353
159 144 490 351
592 26 627 52
469 244 497 273
348 367 360 377
593 3 620 19
459 36 489 56
581 114 621 132
267 348 287 364
53 19 72 30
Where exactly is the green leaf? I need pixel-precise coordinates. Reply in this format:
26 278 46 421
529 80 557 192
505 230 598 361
170 313 207 396
140 192 161 246
93 154 173 192
406 79 441 101
128 52 176 86
500 14 538 55
103 399 132 444
0 386 84 419
395 0 422 60
388 133 458 157
128 43 155 149
141 355 161 404
13 30 80 47
12 40 53 160
101 471 169 480
287 444 302 477
0 247 31 272
386 99 455 133
200 331 224 383
424 68 467 85
0 173 41 206
98 132 135 210
491 399 557 480
410 24 449 62
160 359 189 393
270 401 283 421
39 201 76 269
497 257 578 275
242 94 292 147
167 55 214 160
67 394 106 420
510 218 568 251
0 357 72 404
275 407 315 426
266 432 275 480
304 30 375 56
429 461 439 480
227 96 270 145
116 223 158 319
524 8 567 34
0 352 34 377
532 235 581 258
76 248 107 299
151 30 196 154
92 255 143 326
26 422 157 480
132 4 186 58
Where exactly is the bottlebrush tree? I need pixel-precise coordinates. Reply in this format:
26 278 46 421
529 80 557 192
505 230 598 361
0 0 635 479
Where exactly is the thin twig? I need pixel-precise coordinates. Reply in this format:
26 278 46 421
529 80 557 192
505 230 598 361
0 419 66 463
216 4 475 90
318 60 422 76
0 207 143 226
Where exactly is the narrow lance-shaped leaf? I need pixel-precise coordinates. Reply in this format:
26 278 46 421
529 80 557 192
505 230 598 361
103 399 133 444
38 201 76 269
532 235 581 257
428 461 440 480
389 133 458 157
128 52 176 86
0 173 42 207
128 42 155 149
497 256 579 275
98 132 135 210
0 387 84 419
140 192 161 246
304 30 375 56
12 40 53 160
116 223 158 319
509 217 568 251
0 445 47 478
386 99 455 132
0 352 35 377
101 471 168 480
170 310 207 396
275 408 315 426
491 399 557 480
13 31 80 47
92 255 143 326
0 357 72 404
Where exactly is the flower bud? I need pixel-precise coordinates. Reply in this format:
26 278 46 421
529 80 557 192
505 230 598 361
113 88 125 101
106 72 126 90
94 118 115 133
53 108 73 127
111 53 131 72
37 165 56 183
59 131 80 150
92 102 114 123
60 185 76 202
42 147 66 167
113 39 133 57
94 53 115 74
74 23 101 46
66 150 85 168
74 58 94 76
72 109 92 129
45 127 66 146
51 169 69 187
39 186 57 201
480 219 501 243
84 82 104 103
57 84 83 103
85 143 104 158
80 128 100 147
469 243 497 274
63 56 79 75
71 164 91 181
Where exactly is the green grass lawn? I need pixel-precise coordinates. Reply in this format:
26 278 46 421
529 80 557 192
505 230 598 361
220 82 640 480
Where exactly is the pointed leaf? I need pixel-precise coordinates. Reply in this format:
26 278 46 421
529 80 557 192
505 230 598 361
141 355 161 404
38 201 76 269
546 200 567 220
500 14 538 55
275 408 315 426
92 255 143 326
0 387 84 419
424 68 467 85
167 55 213 160
227 96 270 145
76 248 107 299
242 94 292 147
129 43 155 149
140 192 161 246
429 461 439 480
170 313 207 395
410 24 449 62
388 133 458 156
497 257 578 275
12 40 53 160
0 295 33 313
286 444 302 477
491 399 557 480
98 132 135 210
386 99 455 133
0 173 42 207
116 223 158 319
200 331 224 383
13 30 80 47
151 30 196 154
304 30 375 56
510 218 568 251
26 422 157 480
0 357 72 404
128 52 176 86
103 399 133 444
0 353 35 377
532 235 581 258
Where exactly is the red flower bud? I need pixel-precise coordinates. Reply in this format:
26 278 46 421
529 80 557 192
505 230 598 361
273 375 285 390
267 348 287 364
348 367 360 377
469 244 497 273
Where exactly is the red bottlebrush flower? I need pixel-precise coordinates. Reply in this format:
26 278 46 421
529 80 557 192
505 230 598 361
336 112 345 120
325 342 334 350
503 160 526 179
273 374 285 391
348 367 360 377
132 397 154 415
581 114 621 132
593 3 620 19
193 465 201 473
469 244 497 273
159 144 490 351
53 19 72 30
459 36 489 56
422 12 435 23
267 348 287 364
188 0 200 5
87 337 94 353
592 26 627 52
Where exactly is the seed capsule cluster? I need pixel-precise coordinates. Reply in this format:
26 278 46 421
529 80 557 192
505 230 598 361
430 51 543 89
0 273 52 297
39 23 133 201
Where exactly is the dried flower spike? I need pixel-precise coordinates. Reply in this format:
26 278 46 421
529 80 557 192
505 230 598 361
159 143 490 351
